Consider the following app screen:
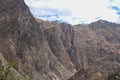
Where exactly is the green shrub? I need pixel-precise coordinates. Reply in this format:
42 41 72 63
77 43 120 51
0 64 15 80
107 72 120 80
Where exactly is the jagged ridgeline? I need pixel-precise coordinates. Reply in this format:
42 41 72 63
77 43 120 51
0 0 120 80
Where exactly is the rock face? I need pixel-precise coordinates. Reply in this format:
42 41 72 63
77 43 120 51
0 0 120 80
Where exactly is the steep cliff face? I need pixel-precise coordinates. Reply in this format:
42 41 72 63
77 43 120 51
0 0 120 80
0 0 49 79
0 0 75 80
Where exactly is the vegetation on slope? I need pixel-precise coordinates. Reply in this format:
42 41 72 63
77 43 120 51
107 72 120 80
0 53 31 80
0 64 14 80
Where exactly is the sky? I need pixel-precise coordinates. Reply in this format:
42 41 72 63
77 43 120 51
25 0 120 25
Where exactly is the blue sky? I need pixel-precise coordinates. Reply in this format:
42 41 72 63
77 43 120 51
25 0 120 24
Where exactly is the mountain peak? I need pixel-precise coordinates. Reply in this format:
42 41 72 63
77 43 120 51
97 19 108 23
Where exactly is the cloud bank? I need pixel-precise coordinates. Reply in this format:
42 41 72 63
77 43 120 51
25 0 120 24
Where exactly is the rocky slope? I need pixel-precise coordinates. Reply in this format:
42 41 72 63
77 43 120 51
0 0 120 80
68 67 104 80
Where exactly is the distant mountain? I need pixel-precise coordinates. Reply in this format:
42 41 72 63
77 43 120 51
0 0 120 80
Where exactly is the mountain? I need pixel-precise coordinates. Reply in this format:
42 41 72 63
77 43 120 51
0 0 120 80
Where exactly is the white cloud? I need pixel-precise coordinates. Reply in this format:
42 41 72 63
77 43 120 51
110 0 120 6
25 0 120 24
